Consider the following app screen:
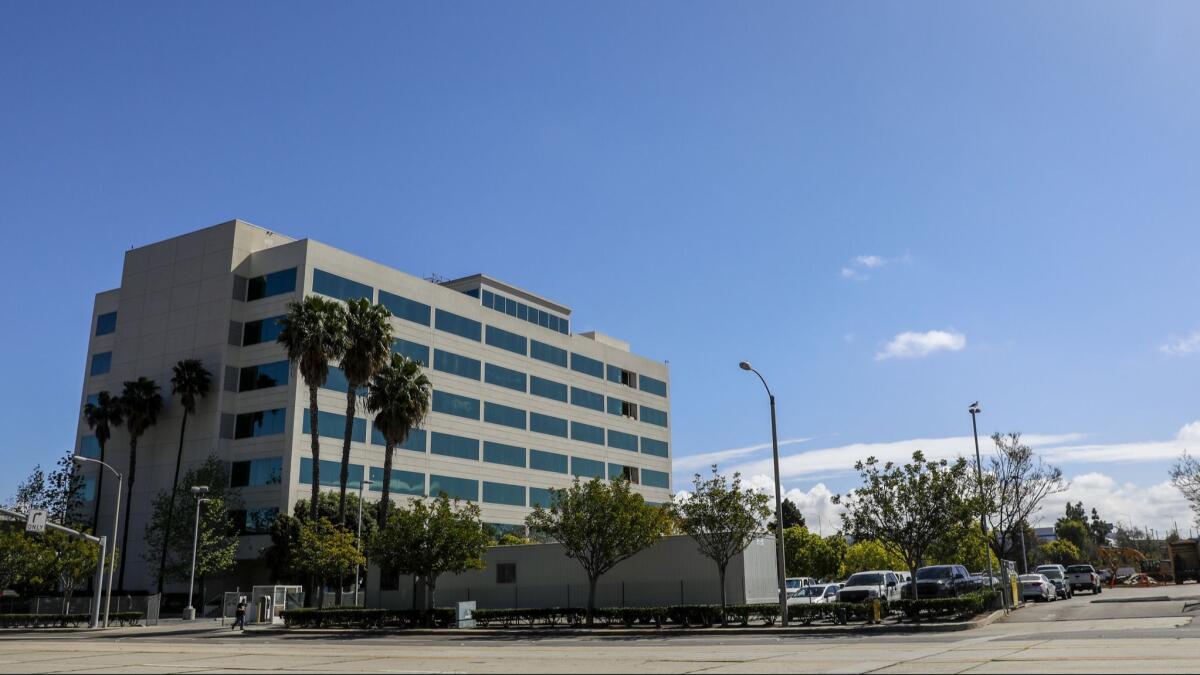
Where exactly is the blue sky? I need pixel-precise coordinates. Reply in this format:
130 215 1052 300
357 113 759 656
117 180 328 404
2 1 1199 533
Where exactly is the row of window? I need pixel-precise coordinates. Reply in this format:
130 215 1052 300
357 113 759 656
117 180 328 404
95 312 117 336
297 457 669 503
476 289 570 335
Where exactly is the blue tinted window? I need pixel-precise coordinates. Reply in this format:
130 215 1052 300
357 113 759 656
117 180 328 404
237 507 279 534
571 421 605 445
484 441 526 468
392 338 429 366
434 349 481 380
379 290 431 326
312 269 373 302
639 375 668 397
485 363 526 392
570 353 604 378
608 464 635 481
529 376 567 402
484 402 526 430
607 429 639 452
641 437 669 457
483 481 526 507
570 387 604 412
529 487 556 508
81 475 96 502
90 352 112 376
643 469 670 489
529 449 568 474
429 474 478 501
242 316 284 345
640 406 669 427
530 340 568 368
301 408 366 442
435 309 482 341
239 361 289 391
95 312 117 336
485 325 527 356
430 432 480 461
571 457 606 479
432 391 480 420
481 291 569 334
80 435 101 459
230 457 283 487
246 268 297 301
300 457 364 488
236 409 287 439
321 366 367 395
369 467 425 495
530 412 568 438
371 426 426 453
86 393 99 407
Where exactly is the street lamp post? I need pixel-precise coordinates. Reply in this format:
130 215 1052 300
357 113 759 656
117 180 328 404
739 361 788 626
184 486 210 621
355 478 373 607
73 456 122 629
969 403 994 591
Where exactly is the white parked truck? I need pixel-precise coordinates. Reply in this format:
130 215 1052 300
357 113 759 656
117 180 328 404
1066 564 1102 594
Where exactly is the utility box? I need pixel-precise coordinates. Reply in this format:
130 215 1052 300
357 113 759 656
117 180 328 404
456 601 476 628
1169 540 1200 583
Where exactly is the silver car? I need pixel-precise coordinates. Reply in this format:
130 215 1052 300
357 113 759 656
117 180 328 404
1020 573 1057 602
787 583 839 606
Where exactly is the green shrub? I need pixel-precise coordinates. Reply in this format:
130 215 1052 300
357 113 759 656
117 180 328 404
892 590 997 621
280 607 454 629
0 612 142 629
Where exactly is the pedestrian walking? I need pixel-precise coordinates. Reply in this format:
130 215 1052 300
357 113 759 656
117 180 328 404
233 599 247 631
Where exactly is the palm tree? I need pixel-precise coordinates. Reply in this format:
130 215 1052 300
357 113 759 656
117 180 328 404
83 391 124 531
155 359 212 593
117 376 163 591
278 295 346 520
365 353 431 529
336 298 393 526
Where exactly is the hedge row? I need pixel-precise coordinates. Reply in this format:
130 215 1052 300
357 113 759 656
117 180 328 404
471 604 780 628
891 590 997 621
787 602 884 626
280 607 456 629
0 612 143 629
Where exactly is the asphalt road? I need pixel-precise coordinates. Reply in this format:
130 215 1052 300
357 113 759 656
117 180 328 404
2 586 1198 673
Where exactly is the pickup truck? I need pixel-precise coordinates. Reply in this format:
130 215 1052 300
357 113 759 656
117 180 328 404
1066 564 1102 594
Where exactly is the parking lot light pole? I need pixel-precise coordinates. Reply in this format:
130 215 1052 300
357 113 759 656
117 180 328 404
355 478 373 607
73 455 122 629
969 402 994 590
740 361 788 626
184 486 210 621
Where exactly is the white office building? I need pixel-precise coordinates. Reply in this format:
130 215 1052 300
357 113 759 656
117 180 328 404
76 219 672 592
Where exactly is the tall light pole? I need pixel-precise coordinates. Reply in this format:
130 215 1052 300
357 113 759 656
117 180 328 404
354 478 373 607
740 361 788 626
73 456 122 629
969 402 994 590
184 486 210 621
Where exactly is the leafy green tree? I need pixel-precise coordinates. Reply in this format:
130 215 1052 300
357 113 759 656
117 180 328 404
841 540 907 577
769 498 806 530
83 390 123 529
526 478 670 624
834 451 976 599
10 449 88 529
41 529 100 613
294 518 364 608
157 358 212 593
783 527 842 580
1040 539 1082 566
365 353 431 528
1089 508 1114 548
0 525 44 593
142 456 240 600
977 433 1065 565
495 532 534 546
118 376 163 591
278 295 346 520
371 494 491 612
673 467 772 617
1064 501 1086 522
1055 518 1091 553
262 492 378 596
928 521 1000 572
336 298 393 527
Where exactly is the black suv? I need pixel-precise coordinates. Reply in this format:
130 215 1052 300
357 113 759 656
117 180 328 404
909 565 979 599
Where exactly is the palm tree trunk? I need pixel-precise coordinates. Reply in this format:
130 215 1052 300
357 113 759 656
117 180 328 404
91 441 106 531
157 410 189 593
378 442 394 529
118 438 137 592
308 386 321 521
338 390 356 526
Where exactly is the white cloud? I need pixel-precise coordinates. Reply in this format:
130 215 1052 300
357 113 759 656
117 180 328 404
875 330 966 360
1039 421 1200 465
1160 330 1200 356
840 253 911 281
855 255 886 268
671 438 812 474
1039 473 1192 534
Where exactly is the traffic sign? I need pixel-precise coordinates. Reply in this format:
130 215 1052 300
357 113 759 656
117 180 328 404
26 509 48 533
